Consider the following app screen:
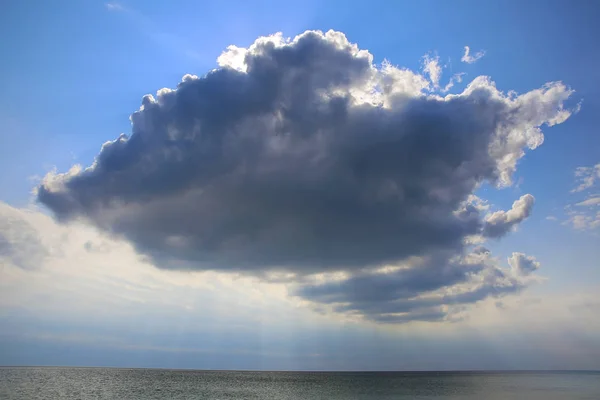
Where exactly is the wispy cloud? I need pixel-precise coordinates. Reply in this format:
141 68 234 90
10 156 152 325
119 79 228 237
572 163 600 193
422 53 442 89
420 53 465 93
461 45 485 64
563 163 600 231
103 2 205 62
105 2 125 11
576 196 600 207
563 210 600 230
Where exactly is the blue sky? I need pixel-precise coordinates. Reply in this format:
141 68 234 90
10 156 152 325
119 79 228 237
1 0 599 370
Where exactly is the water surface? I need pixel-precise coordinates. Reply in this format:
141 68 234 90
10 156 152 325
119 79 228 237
1 367 599 399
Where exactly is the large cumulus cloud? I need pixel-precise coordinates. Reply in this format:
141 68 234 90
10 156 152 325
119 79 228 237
37 30 576 323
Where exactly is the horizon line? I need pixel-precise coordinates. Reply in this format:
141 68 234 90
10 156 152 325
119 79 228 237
2 365 599 374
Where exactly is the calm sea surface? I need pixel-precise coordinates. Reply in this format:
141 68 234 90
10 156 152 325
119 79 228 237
1 367 599 399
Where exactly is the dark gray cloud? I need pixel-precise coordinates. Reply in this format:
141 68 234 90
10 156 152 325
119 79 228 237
36 30 575 322
294 249 527 323
295 254 483 306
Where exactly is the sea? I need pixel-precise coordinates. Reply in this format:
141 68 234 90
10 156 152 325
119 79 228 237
1 367 599 399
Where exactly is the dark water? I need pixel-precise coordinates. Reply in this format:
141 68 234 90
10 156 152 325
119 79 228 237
1 367 599 399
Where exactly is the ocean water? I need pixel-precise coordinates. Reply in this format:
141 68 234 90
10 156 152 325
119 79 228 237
1 367 599 399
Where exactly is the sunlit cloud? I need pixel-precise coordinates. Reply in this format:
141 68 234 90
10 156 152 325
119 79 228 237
461 46 485 64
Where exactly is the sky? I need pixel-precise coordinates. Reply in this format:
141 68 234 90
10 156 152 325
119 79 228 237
1 0 600 370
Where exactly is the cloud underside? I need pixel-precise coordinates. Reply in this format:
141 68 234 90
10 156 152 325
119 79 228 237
36 30 575 323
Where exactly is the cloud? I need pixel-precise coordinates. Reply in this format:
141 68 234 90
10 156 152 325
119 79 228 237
3 202 600 369
2 206 600 371
565 210 600 231
576 196 600 207
565 163 600 231
482 194 535 238
442 72 465 93
461 46 485 64
422 54 442 89
0 205 48 270
36 30 576 323
0 201 541 327
571 163 600 193
0 202 307 328
294 248 537 323
419 54 463 93
508 252 540 276
105 2 124 11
